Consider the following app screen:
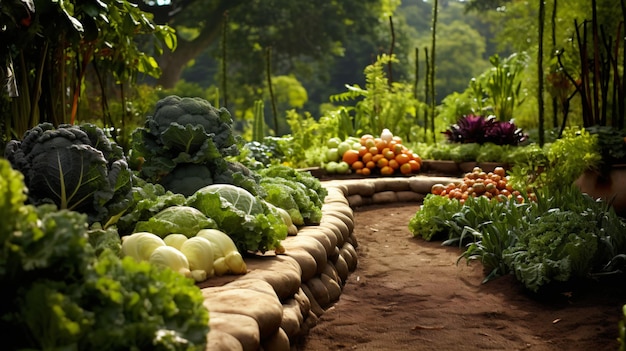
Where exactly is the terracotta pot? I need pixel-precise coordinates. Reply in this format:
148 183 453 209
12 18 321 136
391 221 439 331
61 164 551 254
574 164 626 217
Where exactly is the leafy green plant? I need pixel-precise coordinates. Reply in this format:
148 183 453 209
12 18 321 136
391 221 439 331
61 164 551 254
508 128 601 191
0 0 176 143
470 52 529 121
452 143 481 163
185 184 287 253
257 165 327 226
131 95 263 196
134 206 217 238
475 143 510 163
4 122 134 225
408 194 463 241
586 125 626 172
329 54 423 142
502 208 600 292
0 158 208 350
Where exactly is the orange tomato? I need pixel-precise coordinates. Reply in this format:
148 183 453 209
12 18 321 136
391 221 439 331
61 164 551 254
361 167 371 176
369 146 379 155
431 183 445 195
408 160 421 172
342 150 360 165
395 153 410 165
375 138 387 151
372 154 384 163
366 161 376 169
400 163 412 175
384 149 395 160
393 144 405 155
380 166 394 175
351 160 365 170
362 152 373 164
360 134 374 146
392 136 403 144
388 159 399 169
494 166 506 177
376 157 389 168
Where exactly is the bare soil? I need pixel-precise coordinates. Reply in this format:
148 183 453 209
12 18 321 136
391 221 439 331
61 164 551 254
296 203 626 351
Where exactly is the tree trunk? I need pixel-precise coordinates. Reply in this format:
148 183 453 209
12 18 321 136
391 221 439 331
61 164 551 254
157 25 222 88
155 0 247 88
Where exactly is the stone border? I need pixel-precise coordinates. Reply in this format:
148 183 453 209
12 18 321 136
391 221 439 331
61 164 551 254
203 174 460 350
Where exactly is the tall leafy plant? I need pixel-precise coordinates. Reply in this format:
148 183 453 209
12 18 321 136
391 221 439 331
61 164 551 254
0 0 176 144
470 53 529 122
330 54 423 141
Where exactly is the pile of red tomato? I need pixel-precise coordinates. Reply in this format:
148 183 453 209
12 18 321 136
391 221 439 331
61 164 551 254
431 166 532 204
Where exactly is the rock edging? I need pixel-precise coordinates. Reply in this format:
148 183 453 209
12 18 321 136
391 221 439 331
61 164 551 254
203 174 460 350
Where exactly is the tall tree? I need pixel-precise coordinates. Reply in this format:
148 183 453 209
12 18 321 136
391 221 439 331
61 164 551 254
138 0 391 89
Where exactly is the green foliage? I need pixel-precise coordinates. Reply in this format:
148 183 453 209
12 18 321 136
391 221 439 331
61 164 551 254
282 109 336 168
418 182 626 292
470 53 529 121
0 159 208 350
507 128 601 191
131 95 263 196
186 184 287 253
419 142 516 163
117 178 187 236
235 136 287 169
408 194 463 241
0 0 176 141
330 54 424 142
4 123 134 225
134 206 217 238
257 165 327 225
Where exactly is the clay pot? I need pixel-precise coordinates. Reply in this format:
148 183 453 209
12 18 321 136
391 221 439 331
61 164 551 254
574 164 626 217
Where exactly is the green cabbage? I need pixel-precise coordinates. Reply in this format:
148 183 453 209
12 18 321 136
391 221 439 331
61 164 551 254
134 205 217 238
186 184 287 253
4 123 134 224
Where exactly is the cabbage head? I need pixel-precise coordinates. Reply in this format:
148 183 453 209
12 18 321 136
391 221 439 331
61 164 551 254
4 123 133 224
186 184 287 253
134 205 217 238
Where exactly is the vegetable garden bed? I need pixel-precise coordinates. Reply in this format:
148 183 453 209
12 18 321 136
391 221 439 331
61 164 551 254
200 175 457 350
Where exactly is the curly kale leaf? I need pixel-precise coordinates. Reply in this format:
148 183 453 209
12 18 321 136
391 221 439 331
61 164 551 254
502 209 599 292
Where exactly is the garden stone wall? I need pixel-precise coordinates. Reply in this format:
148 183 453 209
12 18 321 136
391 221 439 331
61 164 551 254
201 174 460 351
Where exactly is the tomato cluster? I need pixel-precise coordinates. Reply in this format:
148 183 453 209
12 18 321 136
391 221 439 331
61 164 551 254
431 167 532 204
344 133 423 176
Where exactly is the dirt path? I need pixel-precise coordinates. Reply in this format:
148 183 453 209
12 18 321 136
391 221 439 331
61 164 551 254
296 203 626 351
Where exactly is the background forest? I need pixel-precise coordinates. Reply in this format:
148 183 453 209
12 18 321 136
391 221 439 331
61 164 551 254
1 0 623 154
